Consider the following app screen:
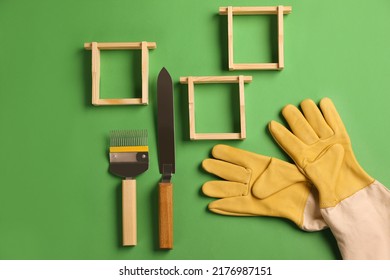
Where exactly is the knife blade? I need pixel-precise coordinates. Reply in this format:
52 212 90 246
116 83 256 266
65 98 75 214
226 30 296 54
157 67 175 249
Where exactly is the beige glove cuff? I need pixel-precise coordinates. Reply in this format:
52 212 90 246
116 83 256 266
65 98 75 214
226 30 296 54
302 187 327 231
321 181 390 259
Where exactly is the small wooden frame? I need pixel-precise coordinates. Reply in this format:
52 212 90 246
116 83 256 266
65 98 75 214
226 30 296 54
84 42 156 105
219 6 292 71
180 76 252 140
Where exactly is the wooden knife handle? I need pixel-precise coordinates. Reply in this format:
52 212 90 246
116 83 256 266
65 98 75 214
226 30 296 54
159 182 173 249
122 179 136 246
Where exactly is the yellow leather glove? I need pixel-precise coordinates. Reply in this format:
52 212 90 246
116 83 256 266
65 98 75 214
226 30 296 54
269 97 390 259
202 144 327 231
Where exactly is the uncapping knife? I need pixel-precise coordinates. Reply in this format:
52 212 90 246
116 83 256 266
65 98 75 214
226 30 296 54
157 67 175 249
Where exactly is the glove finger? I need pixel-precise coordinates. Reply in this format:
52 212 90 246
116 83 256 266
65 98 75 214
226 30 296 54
300 99 334 138
211 144 271 170
202 158 250 183
202 181 247 198
319 98 347 134
208 196 259 216
268 121 307 165
282 104 319 144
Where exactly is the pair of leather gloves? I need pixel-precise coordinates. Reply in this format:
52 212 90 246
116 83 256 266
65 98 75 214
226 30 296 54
202 98 390 259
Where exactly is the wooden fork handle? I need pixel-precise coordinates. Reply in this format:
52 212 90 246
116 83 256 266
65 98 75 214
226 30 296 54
122 179 136 246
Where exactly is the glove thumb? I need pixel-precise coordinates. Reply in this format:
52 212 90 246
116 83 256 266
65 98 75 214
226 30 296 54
304 143 344 207
252 157 307 199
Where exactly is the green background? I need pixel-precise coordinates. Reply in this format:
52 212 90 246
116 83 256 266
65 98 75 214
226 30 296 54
1 0 389 260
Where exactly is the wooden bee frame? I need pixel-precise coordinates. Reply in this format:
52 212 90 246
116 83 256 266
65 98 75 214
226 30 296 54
84 42 156 105
219 6 292 70
180 75 252 140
